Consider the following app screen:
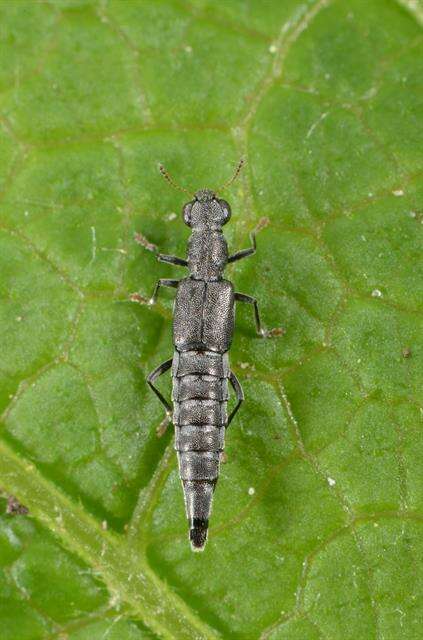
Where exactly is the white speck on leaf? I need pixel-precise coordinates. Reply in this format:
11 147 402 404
392 189 404 196
306 111 329 139
362 86 377 100
100 614 124 639
372 289 383 298
248 487 255 495
89 226 96 266
395 608 406 628
108 590 121 609
100 247 127 255
327 477 336 486
54 508 63 526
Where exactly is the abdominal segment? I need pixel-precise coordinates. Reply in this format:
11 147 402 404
172 350 229 550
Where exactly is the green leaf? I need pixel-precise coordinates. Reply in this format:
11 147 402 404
0 0 422 638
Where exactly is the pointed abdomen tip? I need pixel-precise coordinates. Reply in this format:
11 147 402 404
189 518 208 551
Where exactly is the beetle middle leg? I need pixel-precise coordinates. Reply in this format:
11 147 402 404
147 358 173 436
235 292 284 338
149 278 179 305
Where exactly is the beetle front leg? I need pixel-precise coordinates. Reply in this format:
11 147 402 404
228 217 271 264
157 253 188 267
228 231 256 264
234 292 284 338
134 232 188 267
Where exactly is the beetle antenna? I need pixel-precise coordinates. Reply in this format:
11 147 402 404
158 164 191 195
217 158 245 191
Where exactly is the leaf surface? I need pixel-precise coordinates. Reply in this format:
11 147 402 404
0 1 422 638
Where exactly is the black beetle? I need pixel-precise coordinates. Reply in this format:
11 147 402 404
143 161 282 550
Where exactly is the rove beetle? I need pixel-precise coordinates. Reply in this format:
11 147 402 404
140 160 283 551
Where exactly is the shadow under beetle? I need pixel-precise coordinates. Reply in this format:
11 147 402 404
143 161 282 551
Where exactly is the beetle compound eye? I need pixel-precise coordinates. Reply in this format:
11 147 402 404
218 199 231 224
183 202 193 226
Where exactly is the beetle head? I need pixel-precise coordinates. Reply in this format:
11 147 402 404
183 192 231 230
158 160 243 230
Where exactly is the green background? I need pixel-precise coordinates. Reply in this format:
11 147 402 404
0 0 422 638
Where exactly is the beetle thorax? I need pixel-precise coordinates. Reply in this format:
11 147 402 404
187 230 228 281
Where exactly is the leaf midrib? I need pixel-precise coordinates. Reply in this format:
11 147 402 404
0 437 220 640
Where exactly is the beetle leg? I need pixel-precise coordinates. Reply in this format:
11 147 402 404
134 232 187 266
157 253 188 267
147 358 173 427
227 371 244 426
149 278 179 305
235 292 284 338
228 231 256 264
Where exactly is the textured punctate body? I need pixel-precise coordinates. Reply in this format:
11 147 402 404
146 179 279 551
173 278 235 352
172 273 234 549
172 349 230 548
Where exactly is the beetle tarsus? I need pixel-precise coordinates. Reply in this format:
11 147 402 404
260 327 285 338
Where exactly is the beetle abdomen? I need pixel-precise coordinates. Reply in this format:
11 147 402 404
172 348 229 550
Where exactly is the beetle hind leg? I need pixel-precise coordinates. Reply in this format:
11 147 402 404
147 359 173 433
227 371 244 426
